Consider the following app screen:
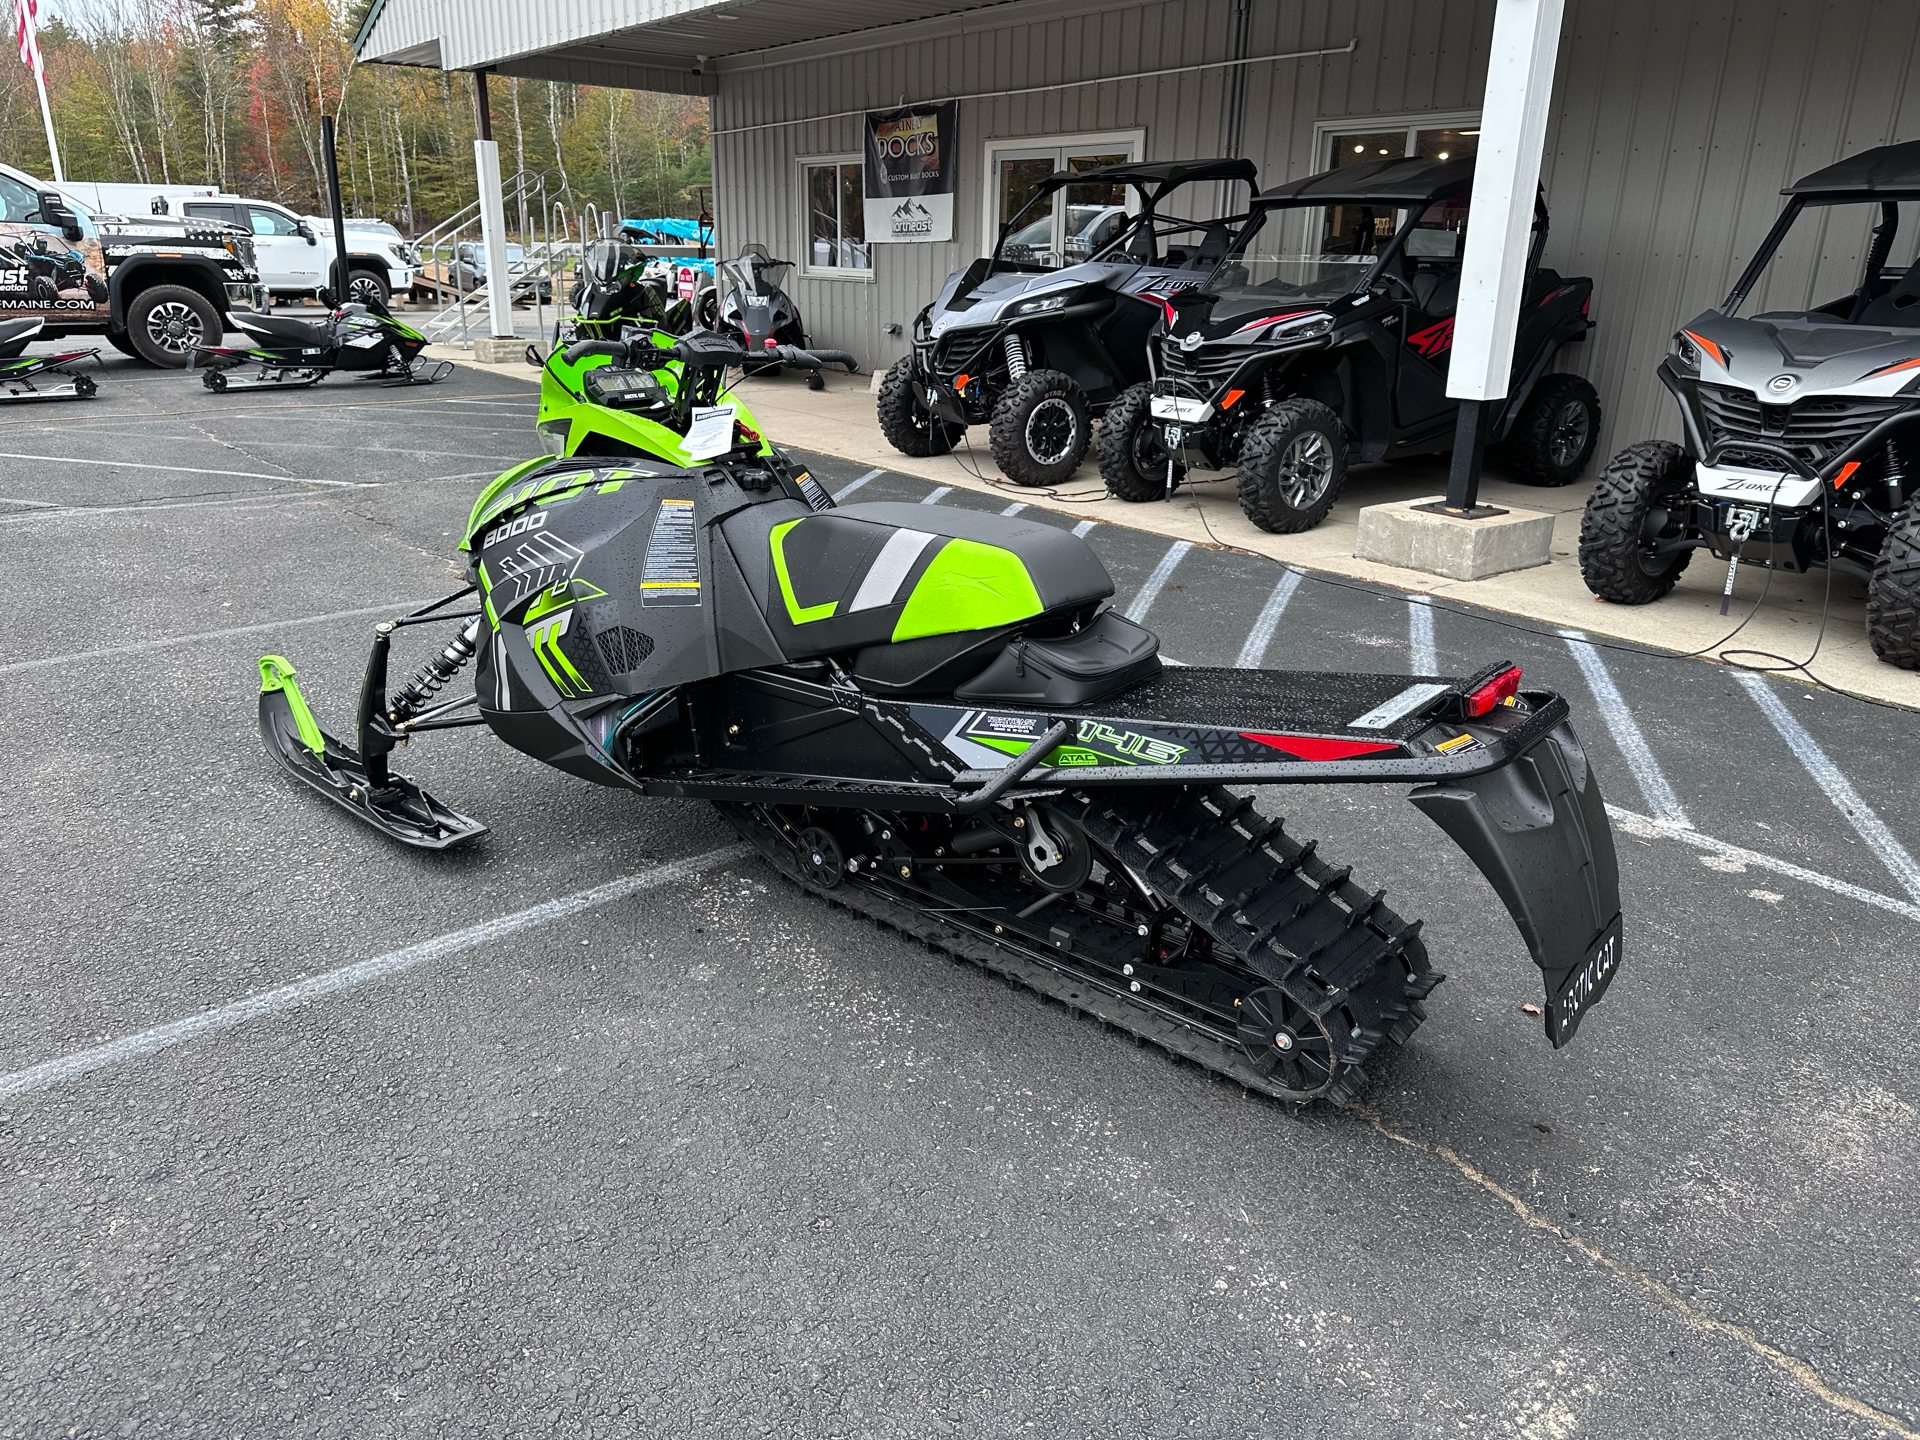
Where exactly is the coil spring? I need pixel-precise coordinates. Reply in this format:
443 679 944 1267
1003 333 1028 380
388 618 480 724
1886 436 1909 510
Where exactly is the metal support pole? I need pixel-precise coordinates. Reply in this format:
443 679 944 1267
321 114 350 304
1421 0 1567 518
472 70 515 341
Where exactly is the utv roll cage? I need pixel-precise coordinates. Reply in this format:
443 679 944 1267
1721 139 1920 323
986 158 1260 274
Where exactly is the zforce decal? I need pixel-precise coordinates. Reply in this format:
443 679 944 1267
1406 317 1455 360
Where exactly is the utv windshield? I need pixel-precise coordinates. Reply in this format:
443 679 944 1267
1728 198 1920 325
1202 203 1386 303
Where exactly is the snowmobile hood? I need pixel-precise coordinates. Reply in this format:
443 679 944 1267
1675 309 1920 401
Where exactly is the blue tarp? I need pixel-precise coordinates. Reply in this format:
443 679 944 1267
621 217 714 245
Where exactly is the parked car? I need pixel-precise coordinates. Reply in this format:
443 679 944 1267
0 159 265 367
444 241 551 304
178 196 416 306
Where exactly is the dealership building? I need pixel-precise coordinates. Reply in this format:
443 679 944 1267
356 0 1920 464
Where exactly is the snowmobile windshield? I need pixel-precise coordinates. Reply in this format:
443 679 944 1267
1201 203 1383 304
1728 197 1920 324
722 251 792 297
587 241 646 284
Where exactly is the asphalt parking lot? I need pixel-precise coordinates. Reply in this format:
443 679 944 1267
3 347 1917 1439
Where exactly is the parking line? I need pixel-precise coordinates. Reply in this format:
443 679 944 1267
1072 520 1098 538
1609 805 1920 923
0 845 754 1099
0 602 409 677
0 491 340 526
834 468 883 499
1000 502 1028 516
0 450 373 488
1408 595 1437 675
921 486 953 504
1735 673 1920 901
1560 630 1693 829
1124 540 1192 624
1235 568 1303 668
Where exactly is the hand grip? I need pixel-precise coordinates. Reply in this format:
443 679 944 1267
562 339 625 365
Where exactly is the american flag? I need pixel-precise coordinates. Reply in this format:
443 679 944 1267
16 0 43 83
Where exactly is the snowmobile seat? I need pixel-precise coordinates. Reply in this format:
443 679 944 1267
741 500 1114 664
0 317 44 359
231 311 330 345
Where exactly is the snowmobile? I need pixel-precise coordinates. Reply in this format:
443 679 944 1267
0 318 100 403
1099 156 1601 532
561 240 684 345
253 327 1626 1104
532 323 857 466
878 159 1259 487
715 245 839 386
190 292 451 391
1578 139 1920 669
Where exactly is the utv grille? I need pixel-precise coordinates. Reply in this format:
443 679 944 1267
1697 384 1907 470
1157 343 1266 397
596 626 655 673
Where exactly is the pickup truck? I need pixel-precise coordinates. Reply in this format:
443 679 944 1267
176 196 418 307
1 160 266 367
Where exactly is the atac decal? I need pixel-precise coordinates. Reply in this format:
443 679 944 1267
1406 317 1455 360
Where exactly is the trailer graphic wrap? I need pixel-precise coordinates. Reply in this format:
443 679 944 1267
0 225 108 318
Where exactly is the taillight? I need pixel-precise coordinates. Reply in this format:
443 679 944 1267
1463 665 1523 717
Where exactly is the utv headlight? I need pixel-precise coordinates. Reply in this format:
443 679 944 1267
1009 288 1086 318
1268 312 1333 344
1671 332 1700 370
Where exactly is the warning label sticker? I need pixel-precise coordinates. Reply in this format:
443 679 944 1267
641 498 701 607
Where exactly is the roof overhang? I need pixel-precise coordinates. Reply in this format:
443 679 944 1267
355 0 1020 96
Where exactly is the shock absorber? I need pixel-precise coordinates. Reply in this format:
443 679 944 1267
1003 332 1028 381
388 618 482 725
1885 436 1910 512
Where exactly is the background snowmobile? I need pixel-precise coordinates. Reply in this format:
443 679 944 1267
878 159 1259 487
1578 138 1920 669
254 330 1626 1105
191 292 451 391
1100 157 1599 532
561 240 685 344
0 317 100 403
715 245 841 386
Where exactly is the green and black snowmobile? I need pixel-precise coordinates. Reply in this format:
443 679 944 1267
256 327 1625 1103
0 317 100 403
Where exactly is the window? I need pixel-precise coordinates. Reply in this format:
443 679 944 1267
0 173 40 223
248 206 302 237
1316 114 1479 255
983 130 1144 265
803 159 868 274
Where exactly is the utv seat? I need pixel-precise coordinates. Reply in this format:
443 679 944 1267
736 500 1114 663
1411 267 1460 316
1854 264 1920 327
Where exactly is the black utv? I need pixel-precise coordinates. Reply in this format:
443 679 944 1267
878 159 1257 487
1097 156 1601 532
1577 139 1920 668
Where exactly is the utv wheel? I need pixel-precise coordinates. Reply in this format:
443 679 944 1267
1866 493 1920 670
1502 373 1603 485
1097 383 1188 502
1235 399 1348 534
1578 441 1698 604
345 269 387 307
126 284 221 368
27 276 58 306
876 356 963 457
991 368 1091 487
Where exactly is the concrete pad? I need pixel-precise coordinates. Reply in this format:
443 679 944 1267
471 335 530 364
1354 495 1556 580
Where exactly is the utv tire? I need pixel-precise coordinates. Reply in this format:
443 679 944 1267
991 368 1091 487
1501 373 1602 485
1866 493 1920 670
126 284 221 368
1578 441 1697 604
1098 383 1187 502
27 276 58 306
876 356 963 457
1235 399 1348 534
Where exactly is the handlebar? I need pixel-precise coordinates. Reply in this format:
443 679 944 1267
561 338 626 365
560 332 861 375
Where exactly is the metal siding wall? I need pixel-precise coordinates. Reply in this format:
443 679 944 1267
714 0 1920 461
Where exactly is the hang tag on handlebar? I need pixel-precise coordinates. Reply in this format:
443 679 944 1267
685 403 738 460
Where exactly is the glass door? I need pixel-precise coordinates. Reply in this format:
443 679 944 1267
989 136 1141 268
